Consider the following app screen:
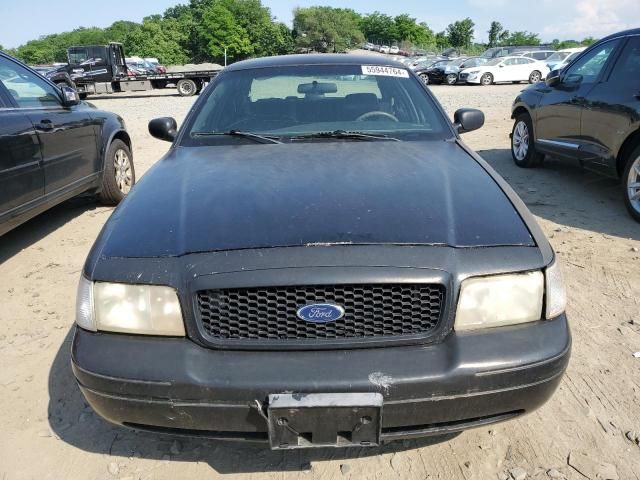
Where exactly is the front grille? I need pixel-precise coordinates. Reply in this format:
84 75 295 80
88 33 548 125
196 284 445 343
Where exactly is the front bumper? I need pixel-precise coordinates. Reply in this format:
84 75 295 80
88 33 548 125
72 315 570 443
462 74 481 84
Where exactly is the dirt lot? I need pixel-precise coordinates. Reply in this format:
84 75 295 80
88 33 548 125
1 82 639 480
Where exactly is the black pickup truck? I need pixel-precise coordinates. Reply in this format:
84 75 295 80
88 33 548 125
52 43 221 98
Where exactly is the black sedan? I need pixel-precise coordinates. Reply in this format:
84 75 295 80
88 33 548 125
0 52 135 235
72 54 570 449
415 57 464 85
511 28 640 221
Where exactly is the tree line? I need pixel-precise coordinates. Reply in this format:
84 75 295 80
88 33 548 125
1 1 598 65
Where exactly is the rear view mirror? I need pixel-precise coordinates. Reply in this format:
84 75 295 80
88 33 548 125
454 108 485 134
61 86 79 106
297 81 338 95
149 117 177 142
546 70 561 87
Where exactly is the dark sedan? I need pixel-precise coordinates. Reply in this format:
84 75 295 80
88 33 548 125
0 52 135 235
72 54 569 449
510 29 640 221
415 57 480 85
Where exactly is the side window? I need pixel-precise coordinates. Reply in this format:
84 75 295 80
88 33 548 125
608 37 640 86
0 58 61 108
564 40 620 84
503 58 517 66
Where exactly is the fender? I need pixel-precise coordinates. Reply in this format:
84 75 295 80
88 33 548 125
87 109 132 173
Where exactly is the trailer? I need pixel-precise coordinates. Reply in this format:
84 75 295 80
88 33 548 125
56 43 221 98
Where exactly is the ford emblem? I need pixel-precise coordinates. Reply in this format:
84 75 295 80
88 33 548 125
296 304 345 323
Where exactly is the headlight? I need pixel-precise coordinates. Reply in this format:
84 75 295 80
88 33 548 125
75 276 185 336
545 259 566 319
455 271 544 331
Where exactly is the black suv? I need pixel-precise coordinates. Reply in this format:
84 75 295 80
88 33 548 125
510 29 640 221
0 52 135 235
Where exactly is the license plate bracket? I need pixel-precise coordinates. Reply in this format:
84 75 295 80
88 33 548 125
267 393 383 449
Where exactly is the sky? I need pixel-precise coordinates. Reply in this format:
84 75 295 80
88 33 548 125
1 0 636 48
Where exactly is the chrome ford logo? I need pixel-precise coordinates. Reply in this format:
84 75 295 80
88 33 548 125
296 304 345 323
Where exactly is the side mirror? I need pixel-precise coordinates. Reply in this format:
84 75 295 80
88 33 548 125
61 86 79 106
149 117 177 142
545 70 561 87
454 108 485 134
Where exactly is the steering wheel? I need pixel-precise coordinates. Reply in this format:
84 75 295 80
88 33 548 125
356 111 399 122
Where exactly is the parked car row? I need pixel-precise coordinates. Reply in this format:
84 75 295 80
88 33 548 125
363 42 402 55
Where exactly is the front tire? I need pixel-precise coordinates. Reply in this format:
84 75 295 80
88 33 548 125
98 139 135 206
445 74 458 85
529 70 542 84
419 73 429 85
511 113 544 168
622 144 640 222
480 73 493 86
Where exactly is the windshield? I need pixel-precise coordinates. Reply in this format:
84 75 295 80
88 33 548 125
547 52 571 62
184 64 450 144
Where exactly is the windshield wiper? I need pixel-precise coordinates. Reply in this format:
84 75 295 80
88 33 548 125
192 130 282 144
291 130 401 142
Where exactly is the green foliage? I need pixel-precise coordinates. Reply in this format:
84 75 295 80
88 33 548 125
125 16 189 64
488 21 509 48
551 37 597 50
8 0 293 65
359 12 396 43
446 18 474 48
5 2 601 66
502 31 540 46
197 2 252 60
435 31 450 50
293 7 364 52
359 12 433 48
393 15 433 46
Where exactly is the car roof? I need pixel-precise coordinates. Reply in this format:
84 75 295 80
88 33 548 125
226 54 407 71
600 28 640 42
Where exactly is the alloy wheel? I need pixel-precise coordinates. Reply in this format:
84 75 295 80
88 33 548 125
530 71 541 83
512 121 529 161
419 73 429 84
627 155 640 215
114 149 133 194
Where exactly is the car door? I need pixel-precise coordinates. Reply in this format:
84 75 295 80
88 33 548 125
1 57 100 196
579 35 640 176
518 58 537 80
496 58 516 81
534 39 622 159
0 58 44 222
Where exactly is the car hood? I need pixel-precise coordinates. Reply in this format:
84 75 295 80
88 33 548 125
96 141 534 258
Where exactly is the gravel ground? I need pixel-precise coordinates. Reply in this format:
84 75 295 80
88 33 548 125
1 80 639 480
